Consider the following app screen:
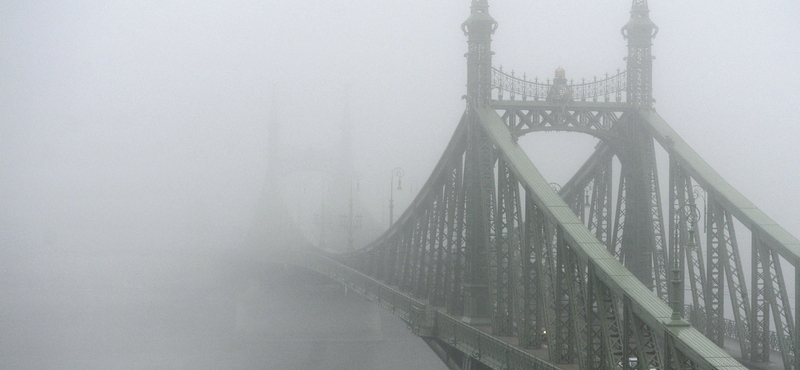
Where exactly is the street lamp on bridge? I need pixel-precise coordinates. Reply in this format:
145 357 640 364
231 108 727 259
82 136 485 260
669 203 699 326
389 167 404 227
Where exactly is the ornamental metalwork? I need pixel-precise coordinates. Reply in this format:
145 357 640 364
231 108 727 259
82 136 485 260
263 1 800 370
492 67 627 103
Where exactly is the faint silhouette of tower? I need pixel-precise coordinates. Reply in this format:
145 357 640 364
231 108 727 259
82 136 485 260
243 93 300 255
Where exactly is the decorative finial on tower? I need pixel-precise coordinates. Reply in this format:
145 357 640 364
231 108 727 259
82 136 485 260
622 0 658 43
622 0 658 107
462 0 498 106
462 0 497 36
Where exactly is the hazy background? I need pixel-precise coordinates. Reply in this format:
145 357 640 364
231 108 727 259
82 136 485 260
1 0 799 368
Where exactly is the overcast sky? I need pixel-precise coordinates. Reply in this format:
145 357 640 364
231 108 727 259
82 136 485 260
2 0 799 254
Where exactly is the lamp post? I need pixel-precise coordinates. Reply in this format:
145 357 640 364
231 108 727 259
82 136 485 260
692 185 707 232
669 203 698 326
389 167 404 227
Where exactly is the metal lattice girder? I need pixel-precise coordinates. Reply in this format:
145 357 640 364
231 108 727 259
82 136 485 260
424 197 437 298
598 279 625 370
462 101 498 323
617 115 658 291
612 167 627 261
568 246 589 369
557 142 614 253
667 160 693 323
760 245 796 370
475 106 749 370
542 217 560 361
586 154 614 251
491 157 520 335
431 168 452 307
586 266 605 370
492 101 630 142
415 205 431 298
795 267 800 370
447 153 467 315
750 230 770 362
429 185 447 305
664 333 695 370
645 137 669 303
705 195 726 344
408 216 425 293
669 160 708 332
586 262 624 370
517 194 545 349
643 109 800 285
629 310 664 370
719 208 752 360
643 108 800 367
554 228 577 363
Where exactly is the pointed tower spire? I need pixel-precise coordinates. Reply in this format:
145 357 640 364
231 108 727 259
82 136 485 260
462 0 497 106
622 0 658 107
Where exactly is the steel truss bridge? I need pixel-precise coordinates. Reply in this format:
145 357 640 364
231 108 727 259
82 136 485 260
271 1 800 370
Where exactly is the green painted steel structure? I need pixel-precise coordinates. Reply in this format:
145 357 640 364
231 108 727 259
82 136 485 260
273 1 799 370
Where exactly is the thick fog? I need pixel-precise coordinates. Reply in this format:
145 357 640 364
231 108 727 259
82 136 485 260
1 1 799 369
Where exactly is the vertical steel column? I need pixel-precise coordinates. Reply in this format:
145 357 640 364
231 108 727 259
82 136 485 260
415 207 432 298
668 158 688 318
517 193 543 349
631 313 664 370
554 228 576 363
612 168 628 261
795 264 800 370
586 153 614 250
447 153 467 315
596 278 624 370
543 219 560 361
646 141 669 301
568 248 588 369
620 0 659 291
585 263 604 370
461 0 497 326
431 175 450 307
705 196 726 345
682 182 707 329
762 247 796 370
721 210 752 359
492 157 518 335
427 188 446 303
750 229 770 361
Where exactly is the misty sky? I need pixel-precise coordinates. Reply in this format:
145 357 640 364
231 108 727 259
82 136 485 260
2 1 800 260
0 1 799 368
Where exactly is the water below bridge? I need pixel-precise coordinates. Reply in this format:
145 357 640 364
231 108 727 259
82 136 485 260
0 249 446 370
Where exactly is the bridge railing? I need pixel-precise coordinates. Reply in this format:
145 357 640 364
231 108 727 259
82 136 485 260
686 302 791 354
434 313 561 370
288 250 425 323
291 248 564 370
643 109 798 368
492 67 627 103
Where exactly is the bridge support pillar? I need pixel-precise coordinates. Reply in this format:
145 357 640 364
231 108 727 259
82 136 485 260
460 0 497 327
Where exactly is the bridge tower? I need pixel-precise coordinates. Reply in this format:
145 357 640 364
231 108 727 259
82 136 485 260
461 0 497 325
617 0 662 291
292 1 800 370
